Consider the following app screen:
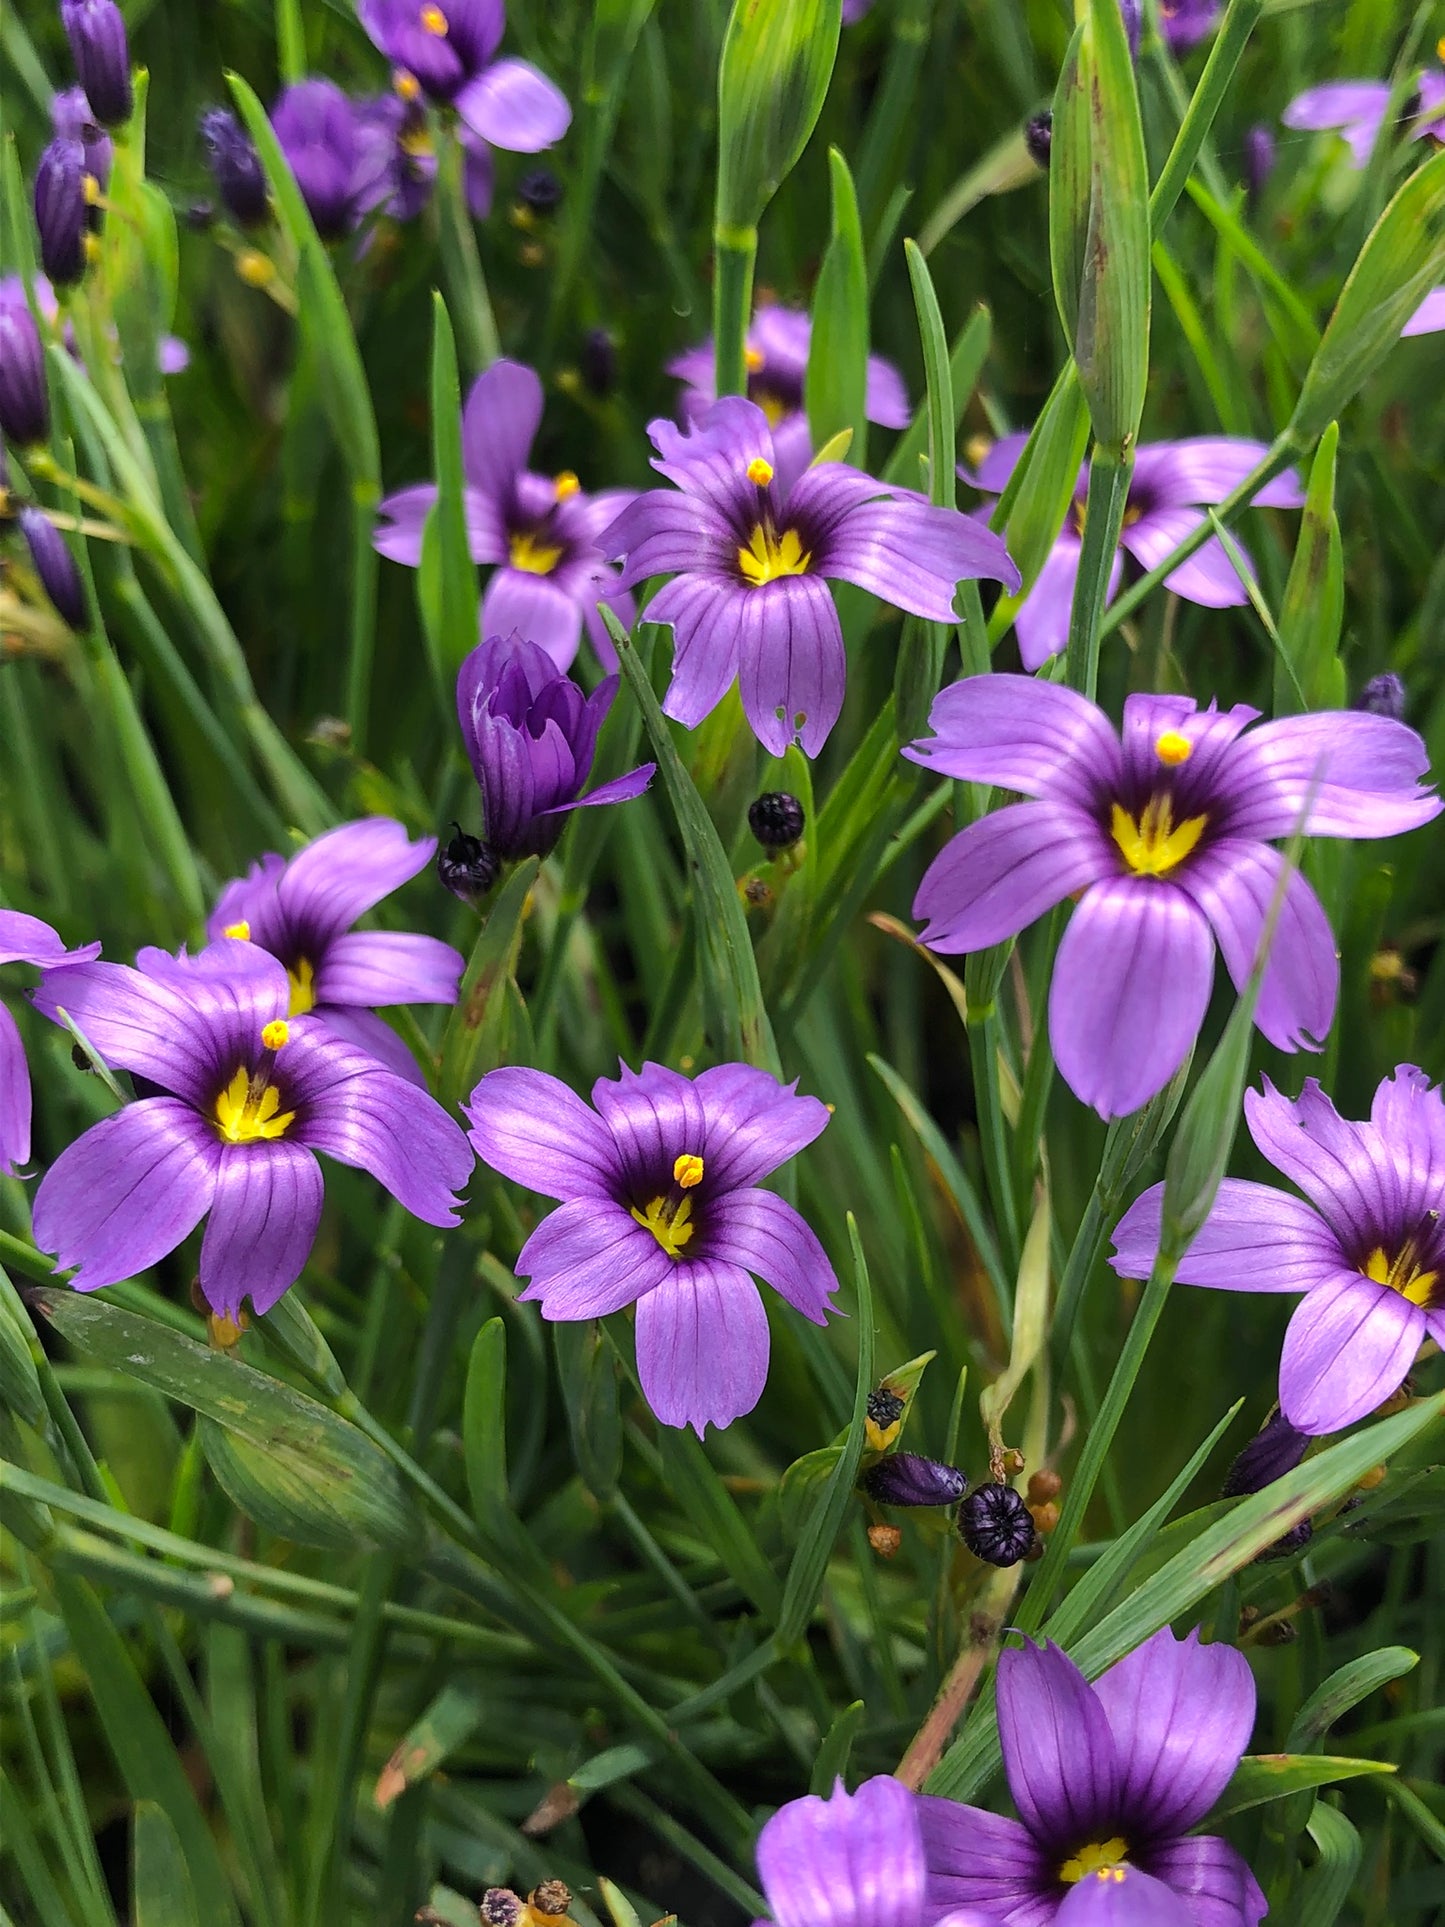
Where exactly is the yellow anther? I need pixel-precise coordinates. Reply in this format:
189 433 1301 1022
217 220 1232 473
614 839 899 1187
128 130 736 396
1364 1244 1438 1308
261 1019 290 1052
214 1066 295 1144
744 344 765 373
509 530 565 576
737 523 811 587
1110 796 1207 879
1437 33 1445 61
420 3 448 31
1154 728 1193 766
287 957 316 1017
963 433 992 470
223 920 251 941
235 249 276 288
1059 1838 1129 1886
554 470 580 500
83 233 102 266
746 456 775 487
673 1152 704 1189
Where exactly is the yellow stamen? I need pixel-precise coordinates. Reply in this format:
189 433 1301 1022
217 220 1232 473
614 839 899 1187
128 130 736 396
630 1193 695 1260
261 1019 290 1052
287 957 316 1018
1154 729 1192 766
1110 795 1207 879
1437 33 1445 61
744 345 765 373
509 530 565 576
1363 1243 1438 1308
673 1152 704 1189
83 233 102 266
746 456 774 487
554 470 580 500
394 67 422 100
737 524 811 587
399 128 433 159
420 3 448 32
1059 1838 1129 1886
223 920 251 941
214 1066 295 1145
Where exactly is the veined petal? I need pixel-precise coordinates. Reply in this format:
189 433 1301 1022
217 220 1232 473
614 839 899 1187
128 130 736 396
1119 507 1251 609
313 930 463 1011
735 573 845 759
198 1141 324 1319
705 1188 839 1324
647 398 776 523
913 801 1116 954
1279 1270 1425 1435
32 1098 219 1290
592 1060 708 1191
455 58 571 152
650 574 747 731
1138 1836 1267 1927
461 357 542 507
482 567 584 672
600 490 733 583
1130 438 1301 509
0 909 100 970
316 1004 426 1086
695 1064 830 1189
1056 1866 1191 1927
904 672 1123 807
1050 880 1214 1119
0 1004 34 1175
997 1638 1123 1848
1222 711 1442 842
466 1065 620 1199
633 1257 770 1433
1244 1078 1399 1248
277 817 435 946
1013 533 1092 672
1111 1178 1342 1292
756 1776 927 1927
814 493 1021 617
917 1798 1053 1924
1369 1065 1445 1196
517 1196 673 1317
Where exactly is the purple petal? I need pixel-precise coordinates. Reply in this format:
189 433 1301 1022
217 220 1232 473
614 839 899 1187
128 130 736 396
1050 880 1215 1119
647 397 776 521
633 1256 770 1433
0 909 101 970
374 482 506 567
1110 1177 1343 1292
799 482 1021 616
756 1776 926 1927
694 1063 830 1189
864 352 910 430
1130 438 1302 509
1279 1270 1425 1434
1012 533 1091 672
704 1188 839 1324
601 489 734 583
312 930 464 1009
463 132 495 217
481 565 584 671
736 574 845 758
1369 1065 1445 1189
1403 287 1445 337
32 1098 219 1290
461 358 543 508
1281 81 1387 136
278 817 436 945
1244 1077 1399 1244
315 1003 426 1086
0 1004 34 1175
455 58 571 152
917 1798 1053 1925
592 1060 708 1190
649 574 747 731
465 1065 620 1199
1137 1836 1267 1927
1091 1627 1256 1837
1118 693 1258 797
555 762 656 817
959 428 1030 496
997 1639 1122 1847
903 672 1123 810
1119 508 1252 608
1174 840 1337 1052
912 801 1116 953
1055 1866 1191 1927
1223 711 1442 841
516 1196 673 1317
198 1141 323 1318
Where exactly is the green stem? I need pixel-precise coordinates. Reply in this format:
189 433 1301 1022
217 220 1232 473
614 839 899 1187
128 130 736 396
972 1006 1021 1271
346 481 380 756
712 224 757 397
1066 442 1134 700
436 134 500 376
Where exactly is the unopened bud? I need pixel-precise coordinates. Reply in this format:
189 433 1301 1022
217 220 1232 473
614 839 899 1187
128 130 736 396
18 509 85 628
517 169 563 217
1354 672 1406 721
1222 1409 1310 1498
1024 111 1052 168
861 1453 967 1509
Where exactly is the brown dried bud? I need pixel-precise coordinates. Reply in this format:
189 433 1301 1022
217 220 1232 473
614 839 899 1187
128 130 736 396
1026 1468 1062 1504
867 1523 903 1558
1028 1500 1060 1535
529 1883 573 1922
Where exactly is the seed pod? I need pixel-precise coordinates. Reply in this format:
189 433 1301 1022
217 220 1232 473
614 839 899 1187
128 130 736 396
748 790 806 850
437 827 499 904
958 1482 1036 1566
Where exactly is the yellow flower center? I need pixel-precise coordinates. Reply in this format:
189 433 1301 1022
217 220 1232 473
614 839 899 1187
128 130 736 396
554 470 580 500
1110 795 1207 879
744 345 765 373
737 524 811 587
1363 1242 1438 1308
1154 729 1193 766
420 4 448 33
746 456 775 487
630 1154 705 1259
400 127 433 159
753 388 788 429
214 1026 295 1145
223 920 251 941
510 530 565 576
287 957 316 1017
1059 1838 1129 1886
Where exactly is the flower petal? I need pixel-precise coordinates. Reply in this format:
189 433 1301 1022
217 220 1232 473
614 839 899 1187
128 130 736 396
314 931 464 1009
481 566 584 672
913 801 1116 954
756 1775 927 1927
316 1004 426 1086
1110 1177 1342 1292
1091 1626 1256 1837
601 489 735 584
1119 507 1252 608
997 1638 1122 1848
904 671 1123 809
704 1188 839 1324
461 358 543 508
0 1003 32 1175
1369 1064 1445 1194
455 58 571 152
592 1059 708 1191
32 1098 219 1290
277 817 436 947
1012 533 1090 672
694 1063 830 1189
1129 438 1302 510
1244 1077 1398 1247
465 1065 620 1199
516 1195 673 1317
647 397 775 521
1055 1866 1191 1927
1050 879 1214 1119
917 1798 1054 1926
0 909 100 970
807 487 1021 616
650 574 747 731
1222 711 1442 842
736 573 845 758
1281 81 1387 137
1403 287 1445 337
1137 1835 1267 1927
633 1256 770 1433
1279 1269 1425 1435
198 1141 324 1319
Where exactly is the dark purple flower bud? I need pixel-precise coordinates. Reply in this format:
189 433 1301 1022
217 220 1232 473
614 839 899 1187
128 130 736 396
270 81 362 241
1024 112 1052 168
958 1482 1036 1566
437 825 499 902
517 166 562 215
59 0 133 127
749 791 805 851
18 507 85 626
1255 1518 1313 1561
0 279 49 446
1223 1409 1311 1498
862 1452 968 1508
1243 123 1276 201
34 139 92 287
579 326 615 397
51 86 112 192
480 1891 524 1927
1117 0 1141 60
200 108 270 227
1354 672 1406 721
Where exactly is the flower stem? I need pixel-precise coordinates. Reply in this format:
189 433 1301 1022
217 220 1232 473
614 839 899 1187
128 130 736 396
1066 440 1134 702
436 133 500 378
713 222 757 397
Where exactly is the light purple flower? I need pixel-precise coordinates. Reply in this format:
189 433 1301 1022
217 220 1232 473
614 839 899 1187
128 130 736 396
374 358 635 671
51 86 113 192
603 397 1019 758
31 941 472 1317
966 435 1304 671
1282 71 1445 168
0 912 100 1175
464 1060 839 1432
1403 288 1445 338
1113 1066 1445 1435
1157 0 1218 54
668 304 910 495
907 677 1441 1119
756 1776 992 1927
358 0 570 154
271 80 367 240
919 1629 1265 1927
206 817 463 1086
456 634 654 860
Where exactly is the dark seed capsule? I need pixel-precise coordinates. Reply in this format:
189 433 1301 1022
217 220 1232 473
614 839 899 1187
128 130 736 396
1255 1519 1313 1562
437 826 499 904
199 108 269 227
528 1883 572 1920
1024 111 1052 168
866 1386 904 1429
748 791 805 851
1353 672 1406 721
517 168 563 216
958 1482 1036 1566
862 1453 968 1509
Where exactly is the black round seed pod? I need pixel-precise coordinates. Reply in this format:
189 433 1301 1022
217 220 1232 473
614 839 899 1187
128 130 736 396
517 168 563 216
1024 111 1052 168
958 1482 1036 1566
866 1386 904 1431
748 791 805 851
437 826 499 903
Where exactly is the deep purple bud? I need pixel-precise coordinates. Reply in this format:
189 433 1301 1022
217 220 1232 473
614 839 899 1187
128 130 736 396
59 0 133 128
748 791 805 850
0 281 49 446
50 87 113 192
33 139 91 287
200 108 270 227
1024 112 1052 168
1243 123 1276 201
1117 0 1141 61
18 507 85 626
1354 672 1406 721
580 326 616 397
517 167 563 215
270 81 361 242
1223 1408 1310 1498
437 826 499 902
1255 1518 1313 1561
958 1482 1036 1566
862 1453 968 1508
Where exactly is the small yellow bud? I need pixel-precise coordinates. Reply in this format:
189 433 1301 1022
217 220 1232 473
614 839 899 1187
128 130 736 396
554 470 580 500
744 344 765 373
236 249 276 288
393 67 421 100
420 3 448 31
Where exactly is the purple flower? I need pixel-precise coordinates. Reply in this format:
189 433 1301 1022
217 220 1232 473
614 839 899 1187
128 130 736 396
374 358 635 671
207 817 464 1086
350 92 441 223
1157 0 1218 53
271 80 367 241
756 1776 992 1927
59 0 132 127
1243 123 1275 199
907 677 1441 1118
668 304 911 494
31 941 473 1318
18 508 86 626
464 1060 838 1432
1112 1066 1445 1435
966 435 1304 671
456 635 654 861
33 138 91 287
51 87 112 191
0 277 48 446
1403 287 1445 338
199 108 269 226
919 1629 1265 1927
603 398 1019 758
1282 71 1445 168
0 911 100 1175
358 0 570 153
